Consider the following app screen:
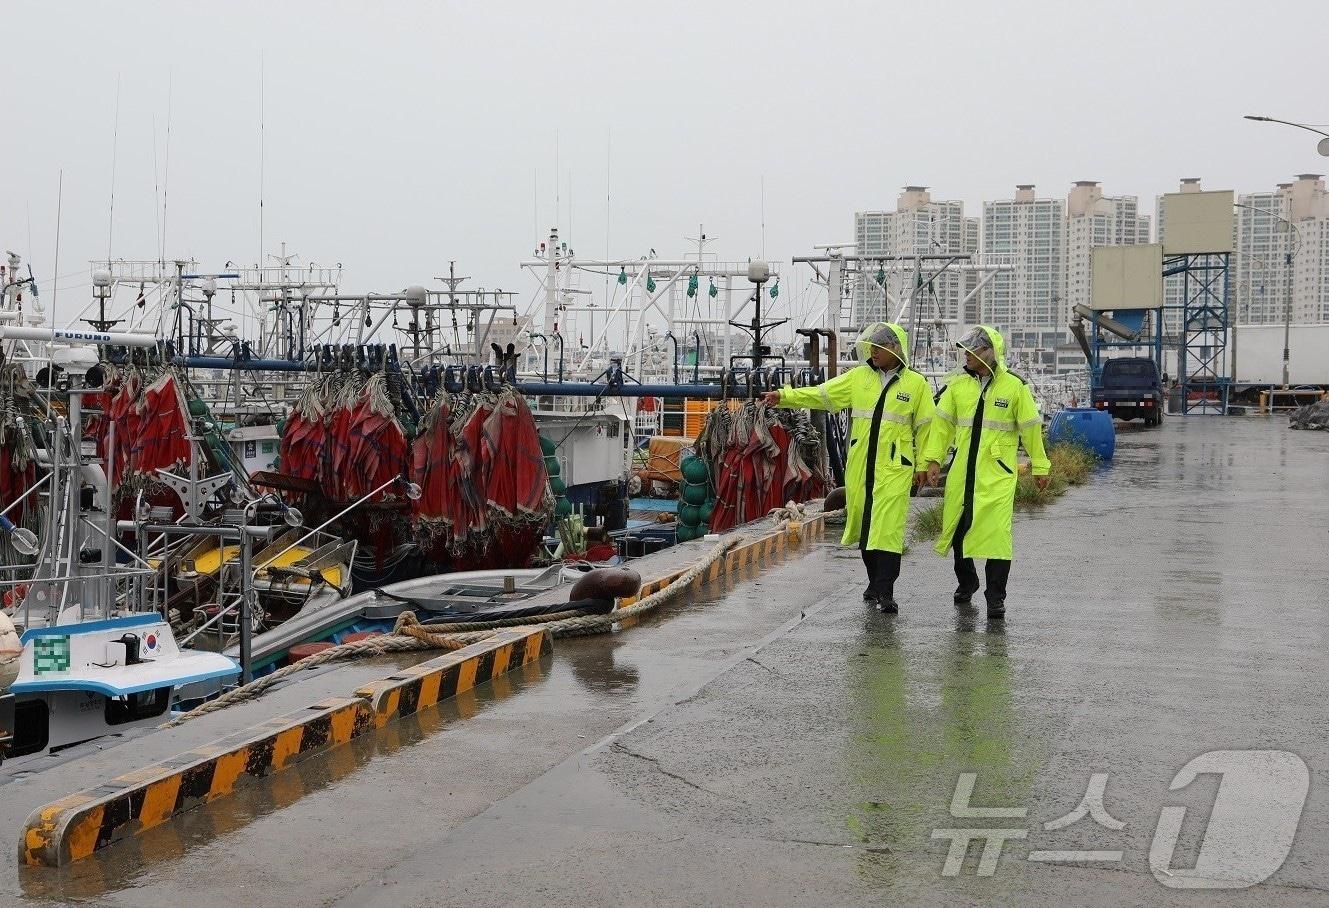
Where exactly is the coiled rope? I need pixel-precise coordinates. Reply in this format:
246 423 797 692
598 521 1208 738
769 500 844 527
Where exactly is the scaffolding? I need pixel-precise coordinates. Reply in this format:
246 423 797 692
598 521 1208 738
1166 253 1231 414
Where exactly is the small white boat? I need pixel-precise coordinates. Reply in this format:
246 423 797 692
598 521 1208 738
6 613 237 758
229 562 591 675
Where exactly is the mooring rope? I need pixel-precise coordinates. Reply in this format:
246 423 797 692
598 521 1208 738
163 534 750 726
161 613 493 727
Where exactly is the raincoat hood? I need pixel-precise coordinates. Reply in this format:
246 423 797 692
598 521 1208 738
856 322 909 369
956 324 1006 375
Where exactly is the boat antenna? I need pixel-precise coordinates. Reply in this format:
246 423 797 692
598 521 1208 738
107 73 121 262
152 114 162 259
760 175 767 259
44 171 64 418
161 70 173 263
258 52 266 275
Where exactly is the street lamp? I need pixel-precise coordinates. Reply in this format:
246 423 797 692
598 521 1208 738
1244 115 1329 156
1279 223 1303 389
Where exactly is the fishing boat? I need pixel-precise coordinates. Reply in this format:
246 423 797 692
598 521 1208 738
0 228 833 741
0 337 242 760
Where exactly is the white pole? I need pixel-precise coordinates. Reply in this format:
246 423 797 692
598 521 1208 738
544 227 560 337
723 276 733 365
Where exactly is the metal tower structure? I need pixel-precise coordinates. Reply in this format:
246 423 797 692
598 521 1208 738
1165 253 1231 414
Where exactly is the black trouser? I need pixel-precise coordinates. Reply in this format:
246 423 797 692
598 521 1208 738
952 509 1011 606
953 549 1011 606
861 549 901 601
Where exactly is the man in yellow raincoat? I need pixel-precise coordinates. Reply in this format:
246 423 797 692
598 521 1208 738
763 323 933 613
923 325 1049 620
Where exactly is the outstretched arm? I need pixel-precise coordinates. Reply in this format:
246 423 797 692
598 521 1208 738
764 369 859 411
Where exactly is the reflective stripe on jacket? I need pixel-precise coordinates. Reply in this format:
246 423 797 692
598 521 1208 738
921 326 1049 560
779 363 933 553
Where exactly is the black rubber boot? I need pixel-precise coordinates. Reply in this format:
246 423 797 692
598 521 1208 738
954 586 980 606
986 601 1006 621
876 599 899 614
861 550 879 603
953 548 980 605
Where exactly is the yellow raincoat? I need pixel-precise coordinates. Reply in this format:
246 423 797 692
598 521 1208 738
922 325 1049 560
777 323 933 554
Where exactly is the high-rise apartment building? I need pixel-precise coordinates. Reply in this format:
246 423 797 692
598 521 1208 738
1288 175 1329 322
1231 174 1329 324
847 175 1326 374
852 187 978 328
982 185 1065 368
1234 184 1293 325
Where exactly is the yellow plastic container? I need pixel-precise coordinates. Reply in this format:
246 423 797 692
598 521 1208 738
683 399 719 437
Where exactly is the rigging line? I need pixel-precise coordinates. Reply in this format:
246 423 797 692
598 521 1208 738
107 74 122 262
25 267 95 286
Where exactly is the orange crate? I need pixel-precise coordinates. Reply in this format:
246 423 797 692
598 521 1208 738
684 399 719 437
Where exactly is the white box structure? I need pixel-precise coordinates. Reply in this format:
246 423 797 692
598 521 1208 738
1160 190 1235 255
1090 244 1164 311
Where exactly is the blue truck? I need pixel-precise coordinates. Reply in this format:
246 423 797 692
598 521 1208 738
1092 357 1164 426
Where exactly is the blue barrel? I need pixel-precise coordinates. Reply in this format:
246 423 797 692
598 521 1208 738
1048 408 1115 461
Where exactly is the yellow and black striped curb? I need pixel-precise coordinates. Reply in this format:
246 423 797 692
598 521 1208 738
13 513 827 869
620 512 827 606
19 696 372 868
18 628 550 868
353 627 551 728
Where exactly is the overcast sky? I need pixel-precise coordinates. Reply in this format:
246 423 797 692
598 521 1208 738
4 0 1324 326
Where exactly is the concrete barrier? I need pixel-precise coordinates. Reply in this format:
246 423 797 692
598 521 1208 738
19 627 553 867
19 696 373 867
353 628 551 727
620 511 825 607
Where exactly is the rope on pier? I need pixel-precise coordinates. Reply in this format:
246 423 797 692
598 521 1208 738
164 534 748 726
162 615 493 727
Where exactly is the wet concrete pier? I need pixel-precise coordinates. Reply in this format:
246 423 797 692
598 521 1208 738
10 419 1329 905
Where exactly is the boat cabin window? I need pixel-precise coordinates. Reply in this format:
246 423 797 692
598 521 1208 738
104 686 172 726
